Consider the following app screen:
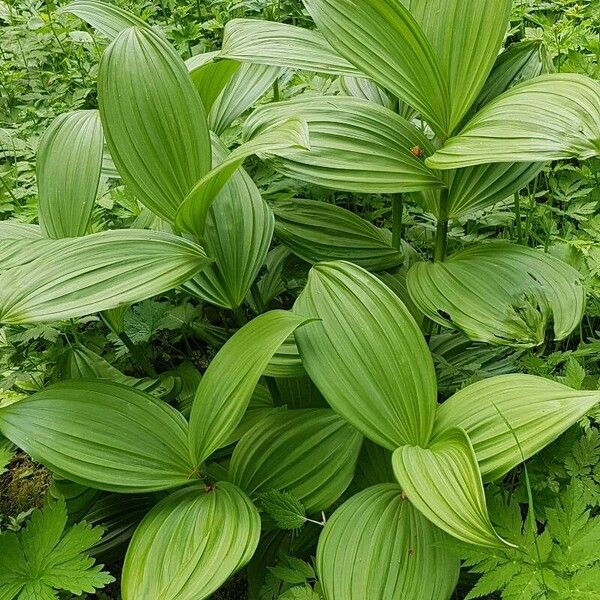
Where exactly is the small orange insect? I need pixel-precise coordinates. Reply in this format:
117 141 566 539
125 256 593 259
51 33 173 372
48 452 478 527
410 145 424 158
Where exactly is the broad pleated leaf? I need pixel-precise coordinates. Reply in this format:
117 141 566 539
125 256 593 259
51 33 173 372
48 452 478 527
244 96 442 194
37 110 103 238
0 230 210 324
99 26 211 222
264 334 306 379
303 0 449 136
0 381 193 492
428 74 600 169
189 311 310 465
183 137 274 309
407 243 585 347
402 0 512 131
433 374 600 482
122 482 260 600
274 199 403 271
64 0 148 39
209 63 280 135
317 484 460 600
392 428 512 548
340 76 395 110
176 119 309 239
0 221 43 270
220 18 360 76
230 409 362 512
294 261 437 449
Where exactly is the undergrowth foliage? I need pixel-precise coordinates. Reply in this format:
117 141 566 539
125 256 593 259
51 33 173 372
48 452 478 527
0 0 600 599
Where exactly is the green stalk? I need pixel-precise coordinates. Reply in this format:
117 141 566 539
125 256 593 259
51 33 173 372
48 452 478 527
514 192 523 244
391 194 404 250
433 189 449 262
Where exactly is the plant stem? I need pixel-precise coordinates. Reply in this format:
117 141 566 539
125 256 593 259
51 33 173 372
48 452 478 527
272 77 280 102
433 189 449 262
391 194 403 250
514 192 523 244
118 332 157 377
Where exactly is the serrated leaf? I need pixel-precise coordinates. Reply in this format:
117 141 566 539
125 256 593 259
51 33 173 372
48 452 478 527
257 490 306 530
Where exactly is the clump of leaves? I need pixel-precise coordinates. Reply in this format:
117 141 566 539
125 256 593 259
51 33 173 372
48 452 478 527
0 498 114 599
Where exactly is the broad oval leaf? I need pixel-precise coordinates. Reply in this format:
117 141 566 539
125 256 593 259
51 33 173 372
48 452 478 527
219 18 360 76
189 310 310 465
317 484 460 600
427 74 600 169
99 26 211 222
0 221 43 270
64 0 148 39
303 0 449 137
294 261 437 449
183 137 274 309
392 428 513 548
264 334 306 379
433 374 600 482
244 96 443 194
37 110 103 238
274 199 403 271
340 76 395 111
230 409 362 512
0 380 193 492
0 229 210 324
122 482 260 600
407 243 585 347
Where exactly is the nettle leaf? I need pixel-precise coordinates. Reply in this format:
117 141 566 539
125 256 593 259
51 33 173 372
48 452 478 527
407 243 585 347
122 482 260 600
0 498 114 599
99 25 211 222
317 484 460 600
183 136 274 309
303 0 450 137
392 428 514 548
257 490 307 530
0 230 210 324
230 409 362 513
37 110 103 238
244 96 442 195
64 0 148 39
189 310 310 465
294 261 437 449
428 74 600 169
219 18 360 75
176 118 309 239
0 380 194 492
273 199 403 271
433 374 600 482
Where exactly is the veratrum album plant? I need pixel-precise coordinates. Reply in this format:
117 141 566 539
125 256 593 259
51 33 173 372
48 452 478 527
1 1 600 599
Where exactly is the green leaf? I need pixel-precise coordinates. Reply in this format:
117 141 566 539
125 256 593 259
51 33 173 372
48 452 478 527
37 110 103 238
122 482 260 600
176 118 309 239
433 374 600 482
403 0 512 131
340 76 395 110
64 0 148 39
99 26 211 222
407 242 585 347
294 261 436 449
244 96 442 194
427 74 600 170
264 334 306 379
0 498 114 599
0 230 210 324
316 484 460 600
182 137 274 309
189 310 310 465
0 380 194 492
230 409 362 513
273 199 403 271
303 0 449 136
219 18 360 76
0 221 44 270
392 428 513 548
257 490 306 530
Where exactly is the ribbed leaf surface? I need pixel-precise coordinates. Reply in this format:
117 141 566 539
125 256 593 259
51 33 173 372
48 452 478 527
64 0 148 39
0 222 43 270
392 428 513 548
37 110 103 238
230 409 362 512
122 482 260 600
294 261 437 449
433 374 600 482
0 381 193 492
317 484 460 600
407 243 585 347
